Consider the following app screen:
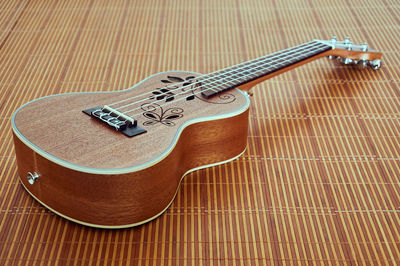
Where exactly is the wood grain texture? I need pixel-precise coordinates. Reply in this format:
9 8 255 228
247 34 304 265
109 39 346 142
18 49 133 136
12 100 249 226
13 71 248 170
1 0 400 264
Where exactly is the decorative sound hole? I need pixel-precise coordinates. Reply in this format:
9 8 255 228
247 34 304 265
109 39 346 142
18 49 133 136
142 74 237 127
149 88 175 102
149 75 196 103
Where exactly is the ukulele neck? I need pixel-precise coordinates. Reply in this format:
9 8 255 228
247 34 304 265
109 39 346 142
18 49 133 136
201 40 332 98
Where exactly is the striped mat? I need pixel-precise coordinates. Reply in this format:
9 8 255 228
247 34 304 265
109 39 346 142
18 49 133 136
1 0 400 264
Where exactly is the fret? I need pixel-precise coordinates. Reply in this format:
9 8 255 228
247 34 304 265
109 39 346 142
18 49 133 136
205 74 234 92
201 41 331 98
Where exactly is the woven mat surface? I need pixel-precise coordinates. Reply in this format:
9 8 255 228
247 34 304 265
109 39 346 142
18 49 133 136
1 0 400 264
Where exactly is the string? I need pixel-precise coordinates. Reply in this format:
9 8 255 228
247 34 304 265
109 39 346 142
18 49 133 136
106 41 321 109
121 42 329 118
110 41 322 111
124 43 328 118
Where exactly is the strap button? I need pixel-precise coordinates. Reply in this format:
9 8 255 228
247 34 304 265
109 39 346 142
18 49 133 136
27 172 40 185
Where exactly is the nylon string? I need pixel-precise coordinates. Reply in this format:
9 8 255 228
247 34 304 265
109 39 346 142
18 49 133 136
106 41 323 109
121 42 329 118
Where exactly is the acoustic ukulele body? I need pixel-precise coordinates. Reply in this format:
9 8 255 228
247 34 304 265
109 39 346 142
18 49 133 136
12 71 250 228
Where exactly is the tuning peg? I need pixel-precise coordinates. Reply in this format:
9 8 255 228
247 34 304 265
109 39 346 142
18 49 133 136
361 60 368 68
344 36 350 44
370 59 381 70
344 58 353 65
338 57 349 64
331 35 337 48
347 43 352 51
362 42 368 52
328 55 336 60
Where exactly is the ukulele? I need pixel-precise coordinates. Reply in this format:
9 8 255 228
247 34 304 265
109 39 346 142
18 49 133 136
12 37 382 228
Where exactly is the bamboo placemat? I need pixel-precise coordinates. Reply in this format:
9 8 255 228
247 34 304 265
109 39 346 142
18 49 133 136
1 0 400 264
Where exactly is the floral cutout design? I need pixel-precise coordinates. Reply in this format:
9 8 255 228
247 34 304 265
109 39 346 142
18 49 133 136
149 88 175 102
141 103 183 127
142 74 237 127
149 76 196 102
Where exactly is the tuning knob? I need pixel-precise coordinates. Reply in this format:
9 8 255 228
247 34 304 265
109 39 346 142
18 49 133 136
347 43 352 51
344 36 350 44
362 42 368 52
338 57 348 64
370 59 381 70
361 59 368 68
344 58 352 65
331 35 337 48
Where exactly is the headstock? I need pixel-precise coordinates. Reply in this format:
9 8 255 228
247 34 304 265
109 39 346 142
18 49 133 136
316 36 382 70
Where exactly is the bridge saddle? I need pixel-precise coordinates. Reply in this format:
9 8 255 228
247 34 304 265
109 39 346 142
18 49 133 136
82 105 147 137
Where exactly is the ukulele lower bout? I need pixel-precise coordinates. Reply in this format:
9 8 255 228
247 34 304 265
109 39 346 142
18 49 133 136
12 71 250 228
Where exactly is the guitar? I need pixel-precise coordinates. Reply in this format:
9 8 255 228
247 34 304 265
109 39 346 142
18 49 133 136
12 37 382 228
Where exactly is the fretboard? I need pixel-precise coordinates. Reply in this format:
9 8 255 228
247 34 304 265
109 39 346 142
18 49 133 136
201 41 332 98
